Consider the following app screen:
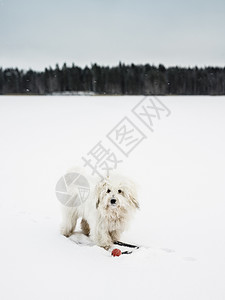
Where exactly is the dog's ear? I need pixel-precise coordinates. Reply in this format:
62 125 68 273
95 179 107 209
96 197 100 209
125 184 139 209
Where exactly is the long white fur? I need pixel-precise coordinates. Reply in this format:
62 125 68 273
60 167 139 250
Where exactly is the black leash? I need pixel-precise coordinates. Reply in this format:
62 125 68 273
114 241 140 249
114 241 140 254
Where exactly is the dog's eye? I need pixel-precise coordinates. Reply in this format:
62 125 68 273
106 189 111 193
118 189 122 194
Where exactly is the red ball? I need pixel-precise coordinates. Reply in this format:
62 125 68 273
111 248 122 257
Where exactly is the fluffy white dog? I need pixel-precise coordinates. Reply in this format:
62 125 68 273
60 168 139 250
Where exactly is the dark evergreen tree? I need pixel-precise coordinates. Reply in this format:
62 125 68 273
0 63 224 95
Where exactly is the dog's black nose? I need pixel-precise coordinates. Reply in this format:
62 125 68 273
110 199 116 205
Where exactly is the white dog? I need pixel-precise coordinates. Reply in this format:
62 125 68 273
60 168 139 250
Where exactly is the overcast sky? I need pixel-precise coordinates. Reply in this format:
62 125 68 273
0 0 224 70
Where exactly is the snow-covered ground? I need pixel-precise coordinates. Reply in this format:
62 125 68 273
0 95 225 300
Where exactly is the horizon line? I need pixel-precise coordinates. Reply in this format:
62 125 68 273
1 62 225 72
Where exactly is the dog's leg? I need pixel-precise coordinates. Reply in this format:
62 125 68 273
81 219 90 236
94 226 113 250
109 230 121 243
60 207 78 237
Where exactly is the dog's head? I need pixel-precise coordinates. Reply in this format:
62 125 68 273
95 174 139 216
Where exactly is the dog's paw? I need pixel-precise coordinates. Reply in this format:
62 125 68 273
60 226 73 237
103 245 111 251
98 243 112 251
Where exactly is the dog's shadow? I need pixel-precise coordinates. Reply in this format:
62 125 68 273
69 231 95 247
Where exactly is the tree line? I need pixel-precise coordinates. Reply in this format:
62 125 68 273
0 63 225 95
